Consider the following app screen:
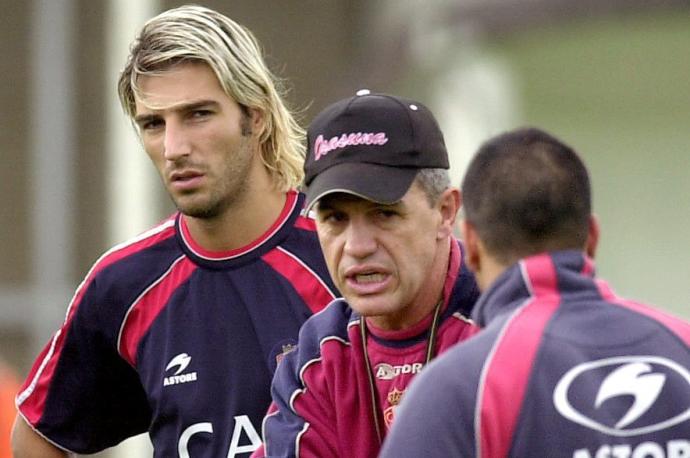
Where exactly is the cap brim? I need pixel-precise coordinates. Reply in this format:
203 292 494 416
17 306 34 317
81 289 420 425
304 162 419 212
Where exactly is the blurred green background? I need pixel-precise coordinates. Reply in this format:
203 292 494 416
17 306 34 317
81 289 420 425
489 11 690 315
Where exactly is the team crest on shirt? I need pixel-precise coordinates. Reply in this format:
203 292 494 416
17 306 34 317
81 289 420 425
269 339 298 372
163 352 198 387
276 343 296 366
383 387 406 429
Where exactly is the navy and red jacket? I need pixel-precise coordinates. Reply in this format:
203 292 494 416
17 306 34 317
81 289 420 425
16 191 337 457
256 239 480 458
380 250 690 458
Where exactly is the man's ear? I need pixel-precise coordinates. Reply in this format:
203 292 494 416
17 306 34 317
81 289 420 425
437 188 461 240
585 214 600 258
248 107 265 137
460 219 481 273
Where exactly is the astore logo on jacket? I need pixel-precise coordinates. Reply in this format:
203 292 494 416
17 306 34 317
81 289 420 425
553 356 690 436
375 362 423 380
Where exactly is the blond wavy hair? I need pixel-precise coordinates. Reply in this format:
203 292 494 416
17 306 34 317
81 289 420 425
117 5 305 190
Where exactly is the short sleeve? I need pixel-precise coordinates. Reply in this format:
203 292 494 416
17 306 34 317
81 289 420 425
16 279 151 454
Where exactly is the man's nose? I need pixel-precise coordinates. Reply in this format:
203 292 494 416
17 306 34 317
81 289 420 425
343 219 377 259
163 122 191 161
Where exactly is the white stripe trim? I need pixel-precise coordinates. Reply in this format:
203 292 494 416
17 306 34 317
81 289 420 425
295 421 310 458
105 218 176 264
519 260 533 297
16 329 62 406
289 335 351 414
290 332 351 457
451 311 475 325
474 297 531 457
16 219 175 407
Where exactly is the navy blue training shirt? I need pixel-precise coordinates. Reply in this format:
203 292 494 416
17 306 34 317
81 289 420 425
16 191 337 457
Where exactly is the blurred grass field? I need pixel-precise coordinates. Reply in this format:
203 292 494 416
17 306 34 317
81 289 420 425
486 10 690 317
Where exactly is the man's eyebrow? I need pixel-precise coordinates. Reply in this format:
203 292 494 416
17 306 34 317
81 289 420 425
179 100 220 112
133 113 160 126
316 195 353 211
134 100 220 125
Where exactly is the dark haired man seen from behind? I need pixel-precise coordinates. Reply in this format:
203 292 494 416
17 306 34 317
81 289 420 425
380 127 690 458
11 5 336 458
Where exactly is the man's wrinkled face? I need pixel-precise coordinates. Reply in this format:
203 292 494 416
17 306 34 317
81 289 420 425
315 182 446 330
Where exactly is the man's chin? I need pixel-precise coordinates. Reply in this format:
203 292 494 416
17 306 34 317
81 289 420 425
176 200 219 219
348 297 392 317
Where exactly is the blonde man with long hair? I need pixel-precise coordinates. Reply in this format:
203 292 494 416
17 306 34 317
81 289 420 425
13 6 337 457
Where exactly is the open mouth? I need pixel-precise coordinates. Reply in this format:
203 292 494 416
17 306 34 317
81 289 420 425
353 272 386 284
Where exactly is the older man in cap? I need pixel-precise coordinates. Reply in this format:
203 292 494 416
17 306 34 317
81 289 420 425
253 91 480 458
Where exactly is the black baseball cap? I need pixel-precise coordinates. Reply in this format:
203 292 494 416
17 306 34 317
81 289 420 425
303 90 449 211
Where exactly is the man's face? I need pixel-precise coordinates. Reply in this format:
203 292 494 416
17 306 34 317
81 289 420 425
134 62 258 219
315 182 447 330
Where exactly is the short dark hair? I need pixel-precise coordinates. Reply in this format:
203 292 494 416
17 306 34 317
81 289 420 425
461 127 591 264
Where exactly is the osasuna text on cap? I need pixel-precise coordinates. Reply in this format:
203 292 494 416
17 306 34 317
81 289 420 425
303 91 449 211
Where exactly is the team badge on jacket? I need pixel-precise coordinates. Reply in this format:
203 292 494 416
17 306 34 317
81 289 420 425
384 387 406 429
275 343 297 366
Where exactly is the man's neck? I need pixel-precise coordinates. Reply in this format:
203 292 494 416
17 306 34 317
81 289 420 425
476 253 510 293
182 186 287 253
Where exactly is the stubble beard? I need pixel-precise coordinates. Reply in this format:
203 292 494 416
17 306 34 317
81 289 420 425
175 182 247 219
173 136 255 220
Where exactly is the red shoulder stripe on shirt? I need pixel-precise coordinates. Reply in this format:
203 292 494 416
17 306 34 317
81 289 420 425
118 255 197 366
294 214 317 231
96 217 177 273
476 254 561 458
596 280 690 346
262 247 336 314
16 219 176 424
